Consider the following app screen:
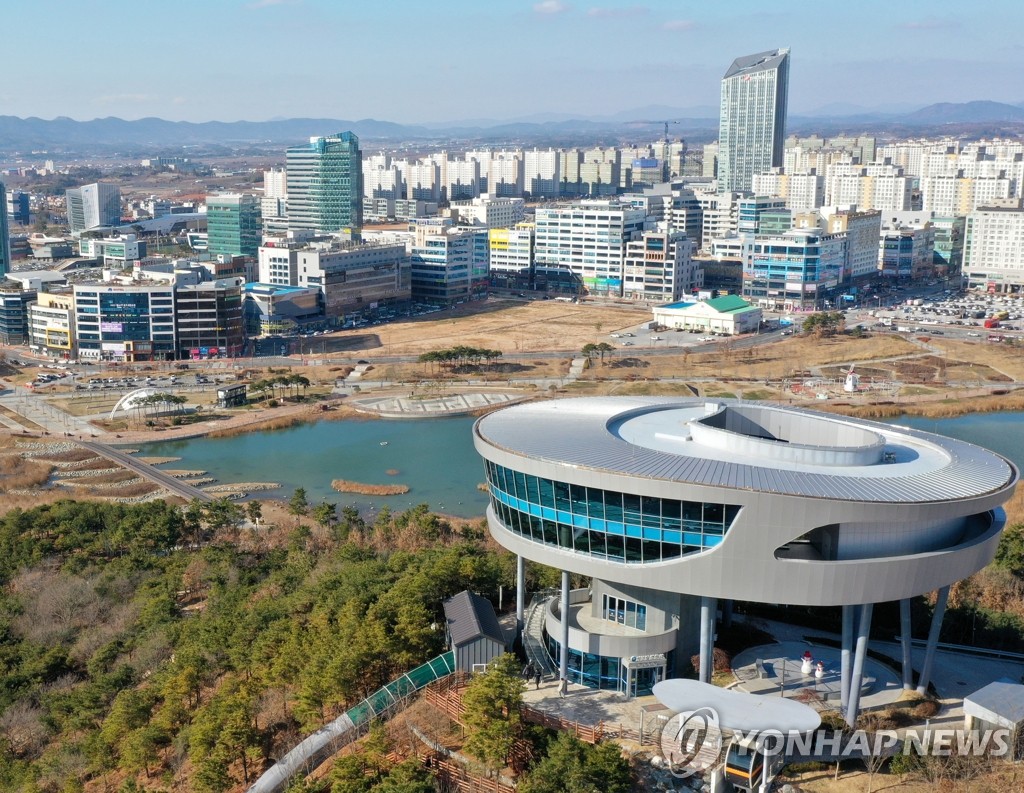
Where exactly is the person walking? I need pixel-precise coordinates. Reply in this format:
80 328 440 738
558 677 567 698
534 668 542 690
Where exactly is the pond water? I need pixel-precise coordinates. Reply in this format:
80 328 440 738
132 410 1024 519
133 415 489 518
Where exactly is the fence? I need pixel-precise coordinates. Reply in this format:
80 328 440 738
247 651 456 793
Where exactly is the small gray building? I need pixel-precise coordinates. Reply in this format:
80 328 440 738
443 590 507 673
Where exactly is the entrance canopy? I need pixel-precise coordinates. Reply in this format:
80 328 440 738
652 679 821 734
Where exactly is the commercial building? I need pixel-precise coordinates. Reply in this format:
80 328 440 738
475 396 1017 716
409 221 489 305
449 195 525 229
622 231 700 302
243 283 321 336
286 132 362 234
0 183 9 278
488 224 535 291
718 49 790 193
72 283 176 361
0 281 37 345
27 291 76 357
651 295 760 335
743 229 847 311
5 188 30 226
534 200 648 296
206 193 262 258
65 182 121 233
295 241 410 320
878 223 936 281
173 278 246 359
78 234 146 268
964 202 1024 293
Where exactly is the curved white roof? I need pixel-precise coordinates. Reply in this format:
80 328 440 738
474 397 1016 504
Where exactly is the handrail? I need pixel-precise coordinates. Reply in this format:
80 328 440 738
247 651 456 793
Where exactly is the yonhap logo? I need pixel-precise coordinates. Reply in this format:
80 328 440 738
660 707 724 778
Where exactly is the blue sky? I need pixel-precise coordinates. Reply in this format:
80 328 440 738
3 0 1022 123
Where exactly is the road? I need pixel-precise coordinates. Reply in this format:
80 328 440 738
77 440 213 502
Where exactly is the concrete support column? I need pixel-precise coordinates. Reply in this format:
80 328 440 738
900 598 914 690
916 585 950 696
845 603 873 729
516 555 525 636
559 570 570 685
699 596 717 683
840 605 854 713
721 599 733 629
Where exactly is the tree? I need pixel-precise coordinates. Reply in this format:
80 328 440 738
288 488 309 525
313 501 336 531
519 732 632 793
246 500 263 528
594 342 615 365
461 653 525 770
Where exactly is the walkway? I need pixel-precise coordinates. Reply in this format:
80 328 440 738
77 440 213 502
350 390 526 417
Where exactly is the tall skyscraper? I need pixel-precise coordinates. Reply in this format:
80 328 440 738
0 183 10 278
718 48 790 194
206 193 262 258
285 131 362 234
65 182 122 233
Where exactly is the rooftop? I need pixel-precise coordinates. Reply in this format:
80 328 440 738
474 397 1017 504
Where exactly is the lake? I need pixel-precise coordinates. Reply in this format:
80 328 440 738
133 410 1024 519
133 415 489 518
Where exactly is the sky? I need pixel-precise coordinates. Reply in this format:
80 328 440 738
3 0 1023 124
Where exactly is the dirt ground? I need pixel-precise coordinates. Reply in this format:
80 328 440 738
324 298 648 357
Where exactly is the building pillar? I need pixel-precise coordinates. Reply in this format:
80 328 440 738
840 605 854 713
900 598 914 690
721 599 733 629
916 585 950 696
516 555 525 637
699 596 717 683
845 603 873 729
560 570 570 686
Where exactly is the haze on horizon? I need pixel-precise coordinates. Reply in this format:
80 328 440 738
3 0 1022 125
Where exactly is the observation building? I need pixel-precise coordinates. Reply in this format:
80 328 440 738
473 397 1017 725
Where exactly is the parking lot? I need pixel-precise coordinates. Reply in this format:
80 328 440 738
853 287 1024 342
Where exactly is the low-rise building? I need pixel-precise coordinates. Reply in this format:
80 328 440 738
622 231 701 303
174 278 246 359
72 283 176 362
651 294 761 335
28 291 76 358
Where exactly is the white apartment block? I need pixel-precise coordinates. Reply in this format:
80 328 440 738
921 176 1012 216
450 195 525 229
524 148 561 199
696 189 738 251
622 231 699 302
534 200 649 297
446 159 481 201
263 167 287 200
826 162 912 212
406 161 440 202
364 163 405 200
751 170 825 213
964 201 1024 292
488 151 525 198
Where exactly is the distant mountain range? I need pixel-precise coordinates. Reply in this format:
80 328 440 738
3 101 1024 153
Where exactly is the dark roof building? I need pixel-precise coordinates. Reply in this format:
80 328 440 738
443 590 507 672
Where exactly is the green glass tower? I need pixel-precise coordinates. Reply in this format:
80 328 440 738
207 193 262 258
285 131 363 235
0 183 11 278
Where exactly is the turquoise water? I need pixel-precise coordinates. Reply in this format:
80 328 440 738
133 415 489 518
133 411 1024 519
887 412 1024 470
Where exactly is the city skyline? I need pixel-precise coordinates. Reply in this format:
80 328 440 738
2 0 1022 125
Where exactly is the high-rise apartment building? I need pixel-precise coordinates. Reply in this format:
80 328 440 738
66 182 121 233
206 194 262 258
718 48 790 193
964 201 1024 293
285 132 362 234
